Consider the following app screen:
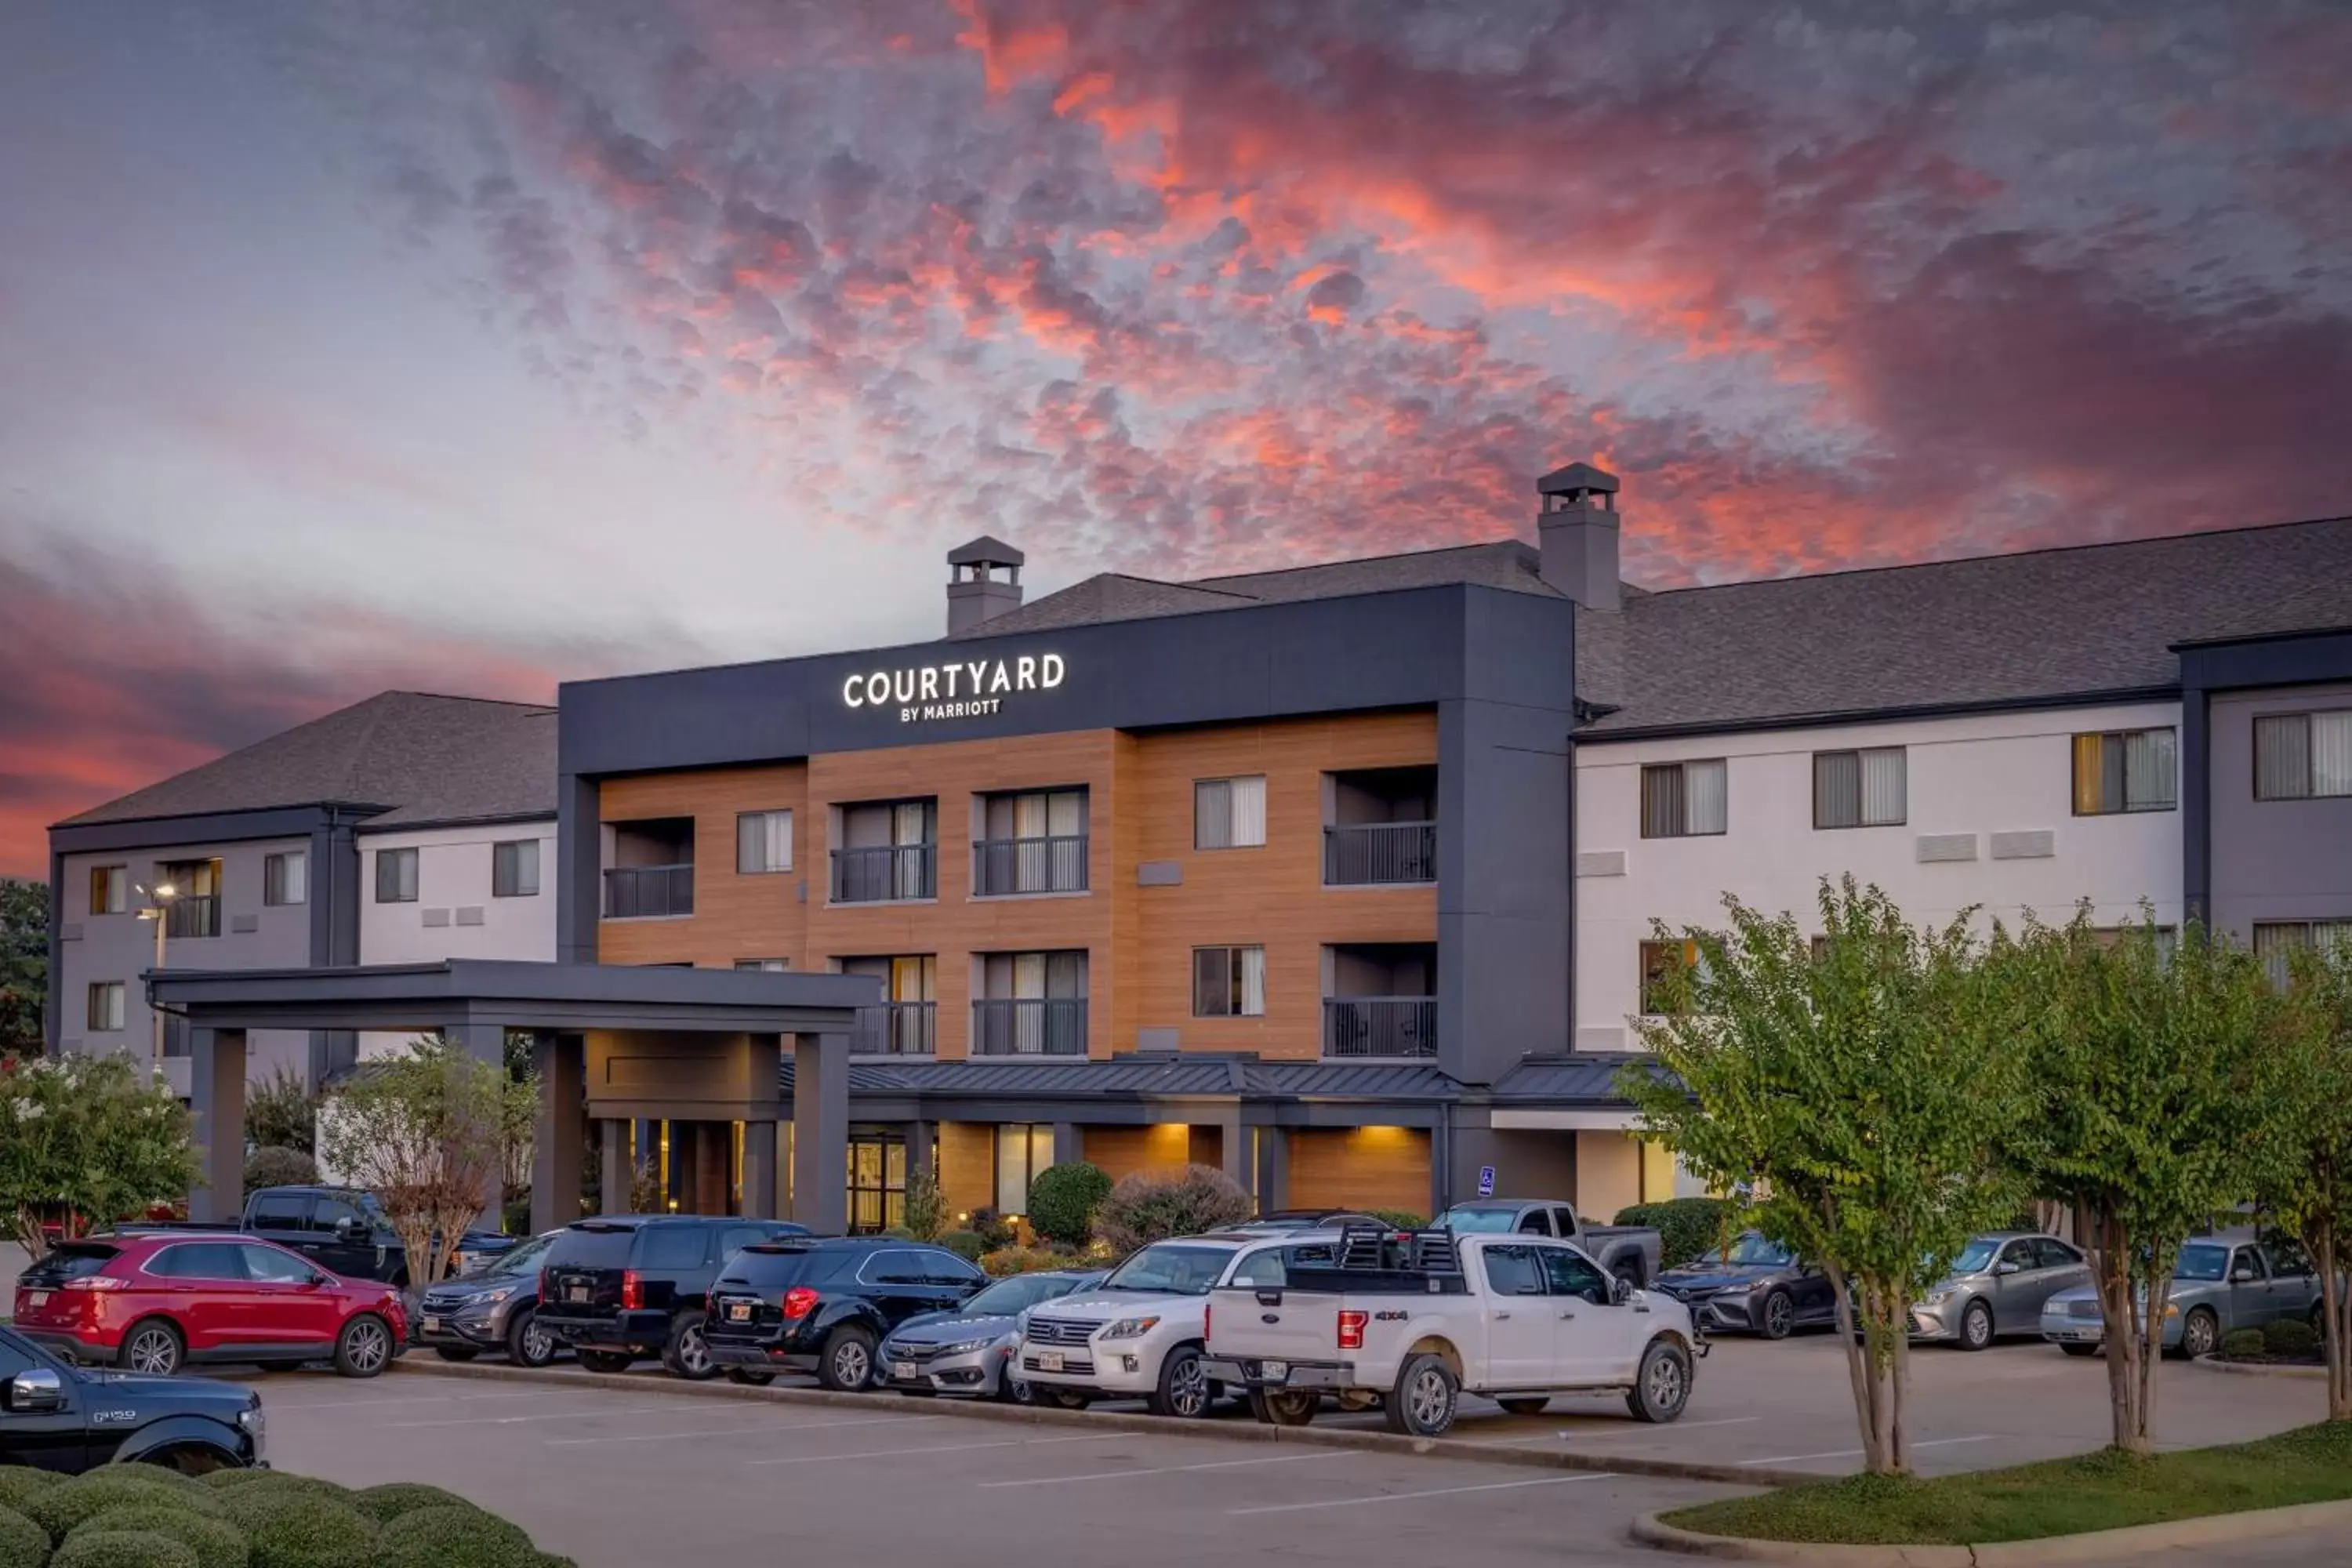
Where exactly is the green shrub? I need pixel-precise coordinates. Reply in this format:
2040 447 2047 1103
350 1483 481 1526
195 1472 263 1494
1094 1165 1254 1252
2221 1327 2267 1359
209 1477 346 1519
1026 1163 1112 1248
28 1472 218 1543
223 1496 374 1568
73 1506 249 1568
978 1244 1082 1277
1367 1209 1427 1229
0 1506 46 1568
902 1164 946 1242
535 1557 579 1568
0 1470 59 1514
1613 1197 1739 1268
938 1229 986 1262
241 1147 319 1196
376 1505 537 1568
51 1531 201 1568
2264 1318 2321 1356
966 1207 1017 1250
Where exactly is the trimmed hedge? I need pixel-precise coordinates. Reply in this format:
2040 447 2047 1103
0 1508 45 1568
27 1475 219 1544
348 1486 479 1527
1613 1196 1738 1269
2223 1327 2266 1358
227 1497 376 1568
938 1229 987 1262
50 1533 201 1568
70 1508 248 1568
0 1473 59 1515
376 1506 536 1568
1367 1210 1427 1230
2266 1318 2320 1356
1026 1163 1112 1248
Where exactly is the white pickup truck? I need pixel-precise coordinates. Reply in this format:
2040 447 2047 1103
1201 1226 1701 1436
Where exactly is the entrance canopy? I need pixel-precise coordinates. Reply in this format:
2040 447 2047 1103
147 960 878 1235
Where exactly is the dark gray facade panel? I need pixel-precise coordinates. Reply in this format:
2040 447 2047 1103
556 773 601 964
2207 679 2352 940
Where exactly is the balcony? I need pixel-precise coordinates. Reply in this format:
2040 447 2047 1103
852 1001 937 1056
973 835 1088 897
1323 822 1436 886
604 864 694 919
970 997 1088 1057
1323 997 1437 1059
831 844 937 903
164 895 221 940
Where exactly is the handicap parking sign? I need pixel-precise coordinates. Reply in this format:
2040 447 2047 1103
1476 1165 1496 1196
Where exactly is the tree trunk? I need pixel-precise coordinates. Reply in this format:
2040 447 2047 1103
2085 1201 2146 1454
1888 1290 1914 1473
2135 1250 2169 1454
11 1206 48 1265
1824 1258 1889 1473
2318 1232 2348 1423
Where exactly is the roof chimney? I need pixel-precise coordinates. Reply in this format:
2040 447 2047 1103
1536 461 1621 612
946 535 1025 635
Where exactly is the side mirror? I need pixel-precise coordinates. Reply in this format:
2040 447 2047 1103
7 1368 66 1414
2231 1264 2257 1283
1609 1276 1632 1306
1994 1261 2021 1276
334 1216 355 1240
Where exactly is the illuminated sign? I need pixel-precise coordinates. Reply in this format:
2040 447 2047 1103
841 653 1066 724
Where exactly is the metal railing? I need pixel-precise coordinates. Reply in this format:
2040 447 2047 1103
603 864 695 919
165 896 220 939
1323 822 1437 886
970 997 1089 1057
1323 996 1438 1058
830 844 937 903
851 1001 937 1056
972 835 1088 896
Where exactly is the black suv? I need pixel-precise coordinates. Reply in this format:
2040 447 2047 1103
705 1238 987 1391
0 1322 263 1475
534 1215 808 1380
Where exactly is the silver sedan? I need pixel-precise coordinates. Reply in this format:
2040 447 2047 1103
1911 1232 2089 1350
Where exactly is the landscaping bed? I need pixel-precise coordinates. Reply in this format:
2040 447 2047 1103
2214 1318 2327 1368
1661 1422 2352 1546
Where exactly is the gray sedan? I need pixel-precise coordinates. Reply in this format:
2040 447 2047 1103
879 1269 1105 1400
2040 1238 2326 1359
1911 1232 2089 1350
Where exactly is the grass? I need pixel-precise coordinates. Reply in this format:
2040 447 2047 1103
1663 1422 2352 1545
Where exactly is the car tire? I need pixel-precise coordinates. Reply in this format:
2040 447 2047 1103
575 1348 636 1374
333 1313 395 1378
2179 1307 2220 1359
1146 1344 1213 1420
724 1368 776 1386
818 1326 879 1392
1625 1338 1692 1424
661 1311 720 1381
1040 1387 1091 1410
118 1318 185 1377
1495 1396 1550 1416
1385 1352 1459 1437
432 1345 477 1363
1760 1290 1797 1341
997 1369 1034 1405
505 1308 557 1369
1958 1299 1995 1352
2057 1341 2100 1356
1249 1389 1319 1426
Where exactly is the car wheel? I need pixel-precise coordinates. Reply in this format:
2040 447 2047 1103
2057 1341 2100 1356
661 1311 719 1381
118 1319 185 1377
1956 1298 1995 1352
1613 1264 1645 1293
1761 1290 1797 1341
506 1308 557 1369
1040 1387 1091 1410
1146 1344 1212 1419
1625 1338 1692 1424
1384 1352 1459 1437
432 1345 477 1363
997 1369 1034 1405
818 1326 878 1392
2180 1307 2220 1359
575 1348 636 1374
334 1314 394 1378
1249 1389 1319 1426
724 1368 776 1386
140 1445 233 1478
1495 1396 1550 1416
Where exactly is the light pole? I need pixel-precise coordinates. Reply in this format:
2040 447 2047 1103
133 881 178 1087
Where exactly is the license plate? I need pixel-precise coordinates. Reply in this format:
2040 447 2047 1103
422 1316 442 1334
893 1360 916 1381
567 1285 588 1303
1036 1350 1065 1373
25 1292 46 1309
1258 1359 1288 1381
728 1303 750 1322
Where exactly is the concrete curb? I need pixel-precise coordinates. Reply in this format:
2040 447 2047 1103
1628 1497 2352 1564
387 1356 1809 1488
2192 1355 2327 1381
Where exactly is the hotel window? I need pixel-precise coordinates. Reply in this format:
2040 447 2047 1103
158 858 223 938
734 958 790 972
833 799 936 902
87 982 125 1033
2071 728 2176 815
976 788 1087 895
1639 938 1705 1016
1640 760 1728 838
736 810 793 874
995 1123 1055 1215
1194 775 1267 849
263 851 307 907
2253 920 2352 988
1193 946 1267 1018
89 865 127 915
2253 711 2352 800
1813 747 1906 829
492 839 540 898
374 847 419 903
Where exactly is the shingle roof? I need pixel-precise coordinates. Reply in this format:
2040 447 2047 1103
1577 515 2352 735
60 691 557 829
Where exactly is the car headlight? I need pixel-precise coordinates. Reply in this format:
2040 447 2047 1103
1100 1316 1160 1340
2164 1303 2180 1319
1925 1286 1954 1304
468 1287 515 1307
1711 1283 1751 1298
930 1338 988 1357
236 1406 267 1460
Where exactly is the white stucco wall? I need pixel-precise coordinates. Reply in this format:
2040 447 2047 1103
354 817 557 1062
1574 702 2185 1048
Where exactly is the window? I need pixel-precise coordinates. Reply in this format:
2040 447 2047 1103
263 851 307 907
248 1192 310 1229
2032 1238 2083 1270
734 958 790 972
1640 760 1727 837
976 789 1088 894
833 799 936 902
1479 1243 1547 1297
848 1131 907 1234
1639 939 1703 1016
308 1195 367 1235
921 1250 985 1287
719 1225 773 1258
239 1244 314 1283
1192 946 1266 1017
86 982 125 1032
2254 711 2352 800
737 810 793 874
1813 747 1906 829
638 1226 710 1270
492 839 539 898
2071 728 2176 815
159 858 223 937
374 847 419 903
994 1123 1054 1214
2253 920 2352 986
89 865 127 915
148 1243 245 1281
1195 775 1267 849
1537 1245 1611 1305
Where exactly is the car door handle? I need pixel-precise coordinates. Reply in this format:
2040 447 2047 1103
1558 1309 1577 1319
1494 1312 1512 1320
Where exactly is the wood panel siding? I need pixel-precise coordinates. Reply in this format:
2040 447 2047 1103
937 1121 996 1220
1288 1127 1430 1214
597 764 810 970
1083 1123 1196 1184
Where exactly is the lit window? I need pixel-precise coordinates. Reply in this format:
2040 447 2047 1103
89 865 127 915
995 1123 1055 1214
2071 729 2176 815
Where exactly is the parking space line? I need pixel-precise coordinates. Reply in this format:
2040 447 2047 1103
387 1403 699 1428
747 1432 1125 1467
976 1450 1353 1488
1738 1436 1993 1467
548 1414 942 1446
1225 1472 1616 1515
266 1389 587 1411
1468 1416 1763 1448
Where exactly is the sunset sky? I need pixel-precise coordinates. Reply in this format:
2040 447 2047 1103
3 1 2348 877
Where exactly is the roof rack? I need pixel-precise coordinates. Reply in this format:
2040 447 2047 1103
1331 1221 1462 1276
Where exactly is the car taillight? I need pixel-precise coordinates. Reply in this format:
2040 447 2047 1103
1203 1303 1211 1341
782 1287 818 1320
621 1271 644 1311
63 1276 132 1293
1338 1310 1367 1351
539 1266 550 1301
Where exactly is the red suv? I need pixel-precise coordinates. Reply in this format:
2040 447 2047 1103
13 1232 407 1378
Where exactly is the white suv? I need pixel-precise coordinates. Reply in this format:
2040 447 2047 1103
1015 1234 1251 1417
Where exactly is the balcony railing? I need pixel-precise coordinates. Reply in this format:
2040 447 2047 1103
831 844 937 903
852 1000 937 1056
970 997 1088 1057
1323 822 1437 886
165 896 220 939
1323 996 1438 1058
603 864 694 919
972 835 1088 896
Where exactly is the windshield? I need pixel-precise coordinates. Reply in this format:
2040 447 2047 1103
1948 1239 2002 1276
964 1275 1075 1316
1436 1204 1523 1235
1698 1234 1791 1268
488 1233 557 1276
2176 1244 2228 1281
1102 1242 1236 1295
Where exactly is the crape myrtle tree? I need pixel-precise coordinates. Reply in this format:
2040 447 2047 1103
2000 911 2273 1454
2252 942 2352 1420
0 1051 198 1260
1621 878 2031 1476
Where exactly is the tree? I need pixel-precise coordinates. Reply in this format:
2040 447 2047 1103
1027 1161 1112 1247
0 1051 198 1260
1621 878 2032 1475
900 1163 946 1242
244 1064 319 1154
317 1036 532 1292
2251 942 2352 1421
1093 1164 1254 1254
0 880 47 1058
2002 911 2274 1454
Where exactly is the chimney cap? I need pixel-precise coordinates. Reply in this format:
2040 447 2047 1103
1536 461 1619 497
947 535 1025 568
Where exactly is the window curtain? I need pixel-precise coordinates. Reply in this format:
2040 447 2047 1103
1682 760 1728 834
1195 780 1231 848
2072 734 2106 814
1814 752 1860 828
1229 776 1266 846
1859 748 1906 825
1047 789 1085 837
2256 716 2310 801
1641 764 1683 837
1239 946 1266 1015
1193 949 1226 1016
2125 728 2177 810
2312 713 2352 797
